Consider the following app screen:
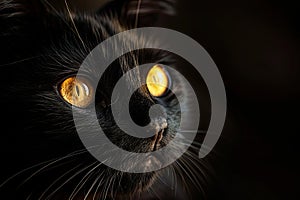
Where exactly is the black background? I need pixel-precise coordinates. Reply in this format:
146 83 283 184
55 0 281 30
168 0 299 199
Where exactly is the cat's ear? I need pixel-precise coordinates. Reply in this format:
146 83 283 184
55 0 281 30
99 0 177 27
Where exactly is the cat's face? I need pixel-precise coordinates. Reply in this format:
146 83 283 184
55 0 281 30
0 0 205 199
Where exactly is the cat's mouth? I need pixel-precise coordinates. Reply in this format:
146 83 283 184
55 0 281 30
124 132 168 173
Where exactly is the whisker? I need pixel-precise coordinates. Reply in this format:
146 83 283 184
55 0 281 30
156 172 171 189
179 136 220 158
69 161 104 200
134 0 142 28
26 192 33 200
64 0 88 51
43 0 88 52
83 169 102 200
102 172 115 200
0 160 51 189
168 166 178 197
178 159 205 195
18 149 88 188
179 129 207 134
0 149 87 188
0 55 41 67
149 186 161 200
184 156 211 189
38 163 83 200
92 171 106 200
114 171 124 199
109 173 118 200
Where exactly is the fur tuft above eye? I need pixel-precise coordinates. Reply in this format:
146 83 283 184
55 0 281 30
59 76 94 108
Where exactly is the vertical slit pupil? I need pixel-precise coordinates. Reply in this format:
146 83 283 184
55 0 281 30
153 76 157 83
75 85 80 96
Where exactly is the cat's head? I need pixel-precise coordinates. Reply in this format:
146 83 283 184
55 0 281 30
0 0 205 199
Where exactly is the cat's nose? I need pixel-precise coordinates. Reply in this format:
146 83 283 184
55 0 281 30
129 92 153 127
149 117 168 151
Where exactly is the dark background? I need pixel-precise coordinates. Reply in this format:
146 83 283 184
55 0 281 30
29 0 300 199
168 0 300 199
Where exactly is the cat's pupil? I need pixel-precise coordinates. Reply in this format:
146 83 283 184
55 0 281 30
153 76 157 83
75 85 80 97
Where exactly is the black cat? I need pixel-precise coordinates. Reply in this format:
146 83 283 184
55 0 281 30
0 0 210 199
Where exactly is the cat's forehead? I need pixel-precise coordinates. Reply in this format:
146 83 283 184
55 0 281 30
45 12 153 70
48 12 121 42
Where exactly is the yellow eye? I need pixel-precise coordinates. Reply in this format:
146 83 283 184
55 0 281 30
146 65 169 97
59 76 94 108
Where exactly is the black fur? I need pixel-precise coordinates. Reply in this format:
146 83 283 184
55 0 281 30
0 0 209 199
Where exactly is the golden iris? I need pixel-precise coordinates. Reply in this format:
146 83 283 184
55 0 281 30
146 65 169 97
59 76 94 108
